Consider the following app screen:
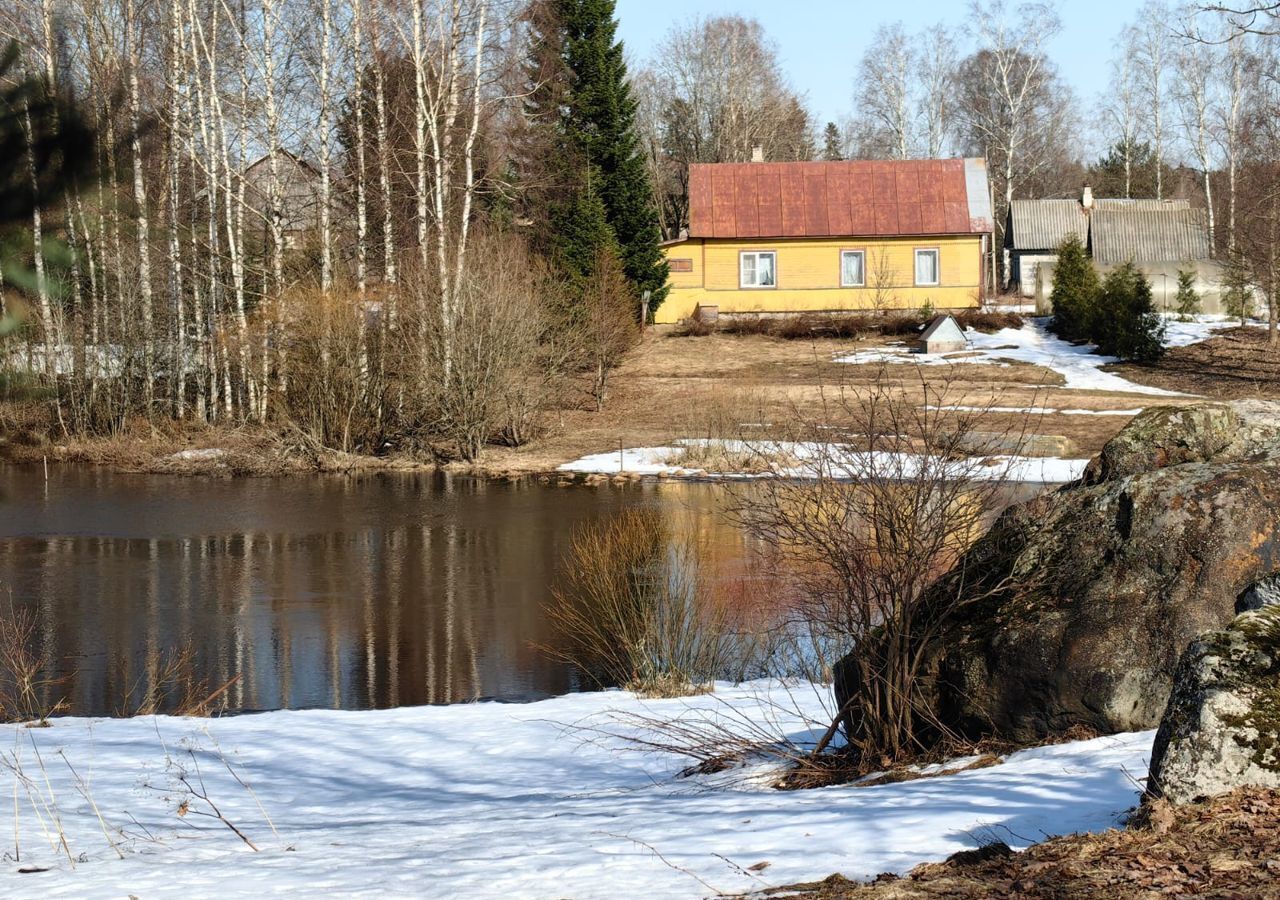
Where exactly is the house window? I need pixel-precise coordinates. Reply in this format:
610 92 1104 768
840 250 866 287
740 251 776 288
669 258 694 273
914 248 940 286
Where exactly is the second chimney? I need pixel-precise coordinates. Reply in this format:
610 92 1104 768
1082 184 1094 210
751 146 765 163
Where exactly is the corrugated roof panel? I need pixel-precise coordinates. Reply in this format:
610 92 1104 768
827 167 853 235
1094 198 1191 211
1090 207 1211 265
963 158 994 233
734 171 759 237
1007 199 1087 250
756 170 783 237
804 171 829 235
711 167 735 238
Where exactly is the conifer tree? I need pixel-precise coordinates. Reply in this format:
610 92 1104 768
1048 233 1099 342
822 122 843 161
557 0 668 311
1174 267 1201 320
1095 262 1166 363
553 169 619 284
515 0 579 256
1219 248 1254 325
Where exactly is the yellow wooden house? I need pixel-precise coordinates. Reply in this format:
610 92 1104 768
655 158 995 324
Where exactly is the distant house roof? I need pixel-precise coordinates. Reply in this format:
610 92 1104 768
686 158 994 240
1090 206 1211 265
1006 196 1210 265
1006 199 1087 251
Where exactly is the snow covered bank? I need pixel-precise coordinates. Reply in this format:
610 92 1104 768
836 318 1220 396
925 404 1145 417
3 683 1154 898
558 440 1091 483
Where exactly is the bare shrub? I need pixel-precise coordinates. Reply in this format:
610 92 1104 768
729 371 1038 768
278 284 388 454
0 600 65 725
543 508 746 697
121 642 239 718
413 232 566 461
569 245 640 412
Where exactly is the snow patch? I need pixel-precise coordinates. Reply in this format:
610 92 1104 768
3 682 1155 897
558 440 1091 483
837 318 1193 396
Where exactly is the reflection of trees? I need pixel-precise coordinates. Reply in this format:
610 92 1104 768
0 473 760 714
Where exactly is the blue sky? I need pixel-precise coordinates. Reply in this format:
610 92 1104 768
615 0 1142 131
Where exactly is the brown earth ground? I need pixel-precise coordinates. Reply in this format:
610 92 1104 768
469 324 1229 477
6 323 1278 478
1108 325 1280 400
768 787 1280 899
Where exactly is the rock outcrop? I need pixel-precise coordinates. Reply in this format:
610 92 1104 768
1147 607 1280 804
919 401 1280 743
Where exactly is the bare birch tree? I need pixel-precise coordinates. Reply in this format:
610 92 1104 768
1126 2 1174 199
955 0 1073 283
856 24 914 159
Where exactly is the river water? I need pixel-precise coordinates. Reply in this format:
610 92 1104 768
0 466 743 716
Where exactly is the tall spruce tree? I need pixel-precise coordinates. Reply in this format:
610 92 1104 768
516 1 579 256
822 122 843 161
557 0 668 311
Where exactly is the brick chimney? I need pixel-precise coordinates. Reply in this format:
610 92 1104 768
1082 184 1094 210
751 146 765 163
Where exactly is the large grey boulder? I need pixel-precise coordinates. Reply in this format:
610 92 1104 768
1147 606 1280 804
909 401 1280 744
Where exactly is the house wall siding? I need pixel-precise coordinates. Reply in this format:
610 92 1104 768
656 236 982 324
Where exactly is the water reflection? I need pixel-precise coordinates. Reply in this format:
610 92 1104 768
0 467 744 714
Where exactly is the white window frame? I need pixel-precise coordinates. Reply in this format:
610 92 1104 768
914 248 940 287
739 250 777 289
840 249 866 287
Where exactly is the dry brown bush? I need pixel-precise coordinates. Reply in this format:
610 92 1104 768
0 600 66 725
542 508 748 697
673 310 1022 342
117 642 239 718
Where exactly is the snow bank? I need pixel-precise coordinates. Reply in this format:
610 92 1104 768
558 440 1091 483
926 404 1145 417
2 683 1154 898
836 318 1194 396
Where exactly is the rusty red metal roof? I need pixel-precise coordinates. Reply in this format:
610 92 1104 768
687 158 994 240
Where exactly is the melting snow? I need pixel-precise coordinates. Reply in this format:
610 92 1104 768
836 317 1251 396
2 683 1154 898
557 440 1090 483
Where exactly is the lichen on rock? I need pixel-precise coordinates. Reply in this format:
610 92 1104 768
1146 606 1280 805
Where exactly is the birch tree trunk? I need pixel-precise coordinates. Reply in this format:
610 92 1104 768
318 0 334 292
125 0 156 413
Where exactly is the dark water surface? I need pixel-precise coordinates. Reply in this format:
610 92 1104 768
0 466 734 715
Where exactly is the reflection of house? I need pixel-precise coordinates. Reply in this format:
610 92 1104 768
656 158 995 325
242 150 326 249
1006 188 1212 306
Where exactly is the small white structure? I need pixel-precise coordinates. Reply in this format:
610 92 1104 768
917 314 968 354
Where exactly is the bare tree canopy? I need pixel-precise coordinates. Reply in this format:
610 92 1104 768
630 15 814 237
